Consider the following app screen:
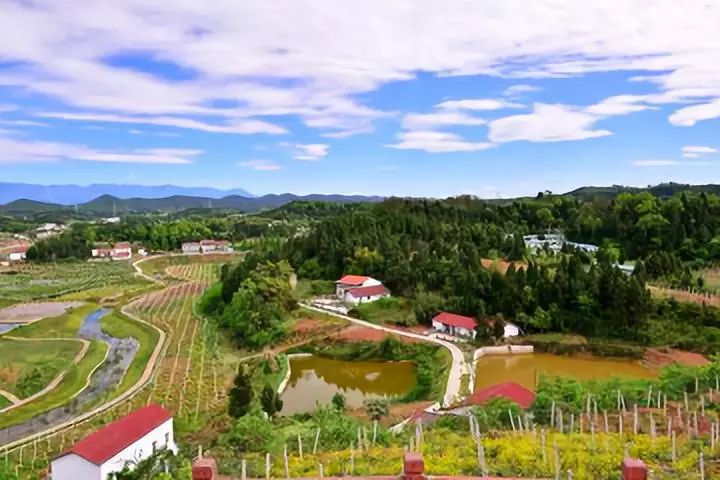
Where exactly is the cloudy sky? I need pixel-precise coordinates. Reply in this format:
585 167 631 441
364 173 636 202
1 0 719 197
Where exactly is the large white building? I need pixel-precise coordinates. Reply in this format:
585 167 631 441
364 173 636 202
432 312 478 338
51 405 177 480
335 275 389 304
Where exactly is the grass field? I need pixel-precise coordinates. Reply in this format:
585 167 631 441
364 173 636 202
100 310 160 397
351 296 417 326
0 340 107 429
0 261 146 304
0 338 83 399
0 393 10 409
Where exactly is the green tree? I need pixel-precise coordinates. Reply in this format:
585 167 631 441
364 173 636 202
331 392 347 411
364 398 389 421
228 365 254 418
225 414 278 453
260 384 283 417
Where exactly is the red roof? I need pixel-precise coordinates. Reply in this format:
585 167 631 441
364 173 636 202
5 245 29 254
113 242 131 249
112 251 131 258
337 275 371 285
200 239 230 246
348 285 389 298
58 405 172 465
433 312 477 330
466 382 536 409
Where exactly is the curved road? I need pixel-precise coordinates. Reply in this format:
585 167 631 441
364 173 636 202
300 303 467 409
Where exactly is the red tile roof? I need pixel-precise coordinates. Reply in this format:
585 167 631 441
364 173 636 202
5 245 29 254
113 242 131 249
337 275 371 285
433 312 477 330
200 239 230 246
348 285 389 298
57 405 172 465
112 251 131 258
466 382 536 409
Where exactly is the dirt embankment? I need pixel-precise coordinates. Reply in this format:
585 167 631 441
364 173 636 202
644 348 710 369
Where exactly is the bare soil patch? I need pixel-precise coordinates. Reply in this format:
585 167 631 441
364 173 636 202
645 348 709 368
0 301 83 324
333 325 421 344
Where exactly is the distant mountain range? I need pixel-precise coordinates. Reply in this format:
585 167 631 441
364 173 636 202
0 193 384 216
564 182 720 201
0 182 255 205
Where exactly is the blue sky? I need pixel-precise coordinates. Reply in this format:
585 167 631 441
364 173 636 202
1 1 719 198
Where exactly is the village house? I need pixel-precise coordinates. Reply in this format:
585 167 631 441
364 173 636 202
343 284 390 305
50 404 177 480
181 242 201 254
335 275 382 297
431 312 478 338
90 242 132 261
35 223 66 240
199 239 233 254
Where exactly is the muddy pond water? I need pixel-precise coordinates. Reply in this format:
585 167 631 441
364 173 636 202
280 355 416 415
474 353 655 391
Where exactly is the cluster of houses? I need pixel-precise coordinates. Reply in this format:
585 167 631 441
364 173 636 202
35 223 67 240
523 233 599 254
90 242 133 261
181 239 233 255
334 274 520 341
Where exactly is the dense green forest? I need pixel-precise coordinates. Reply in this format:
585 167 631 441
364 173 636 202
209 193 720 351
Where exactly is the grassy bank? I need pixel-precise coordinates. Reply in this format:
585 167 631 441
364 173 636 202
291 336 451 402
0 340 108 429
9 303 99 338
100 310 160 395
349 297 416 326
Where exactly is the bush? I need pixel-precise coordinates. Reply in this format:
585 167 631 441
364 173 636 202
225 414 279 453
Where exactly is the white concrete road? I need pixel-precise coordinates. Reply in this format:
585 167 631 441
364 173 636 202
301 302 468 408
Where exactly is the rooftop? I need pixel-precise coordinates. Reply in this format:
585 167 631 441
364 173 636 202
337 274 372 285
433 312 477 330
56 404 171 465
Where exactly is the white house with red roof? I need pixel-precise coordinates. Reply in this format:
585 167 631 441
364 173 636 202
432 312 478 339
1 244 30 262
51 404 177 480
200 239 233 254
335 275 389 304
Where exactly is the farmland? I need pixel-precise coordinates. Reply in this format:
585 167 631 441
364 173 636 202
0 261 149 306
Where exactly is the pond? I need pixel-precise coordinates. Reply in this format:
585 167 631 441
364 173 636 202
474 353 655 391
280 355 416 415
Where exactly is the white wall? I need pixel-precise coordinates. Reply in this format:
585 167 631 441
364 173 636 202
343 292 387 305
182 244 200 253
100 419 178 478
431 321 475 338
51 453 101 480
504 323 520 338
8 252 25 261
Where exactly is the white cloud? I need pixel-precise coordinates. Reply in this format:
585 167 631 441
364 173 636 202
503 85 541 97
37 112 286 135
388 131 493 153
633 158 714 167
0 104 18 113
238 159 282 171
435 99 521 111
0 134 198 164
0 119 48 127
0 1 718 142
584 95 654 116
489 104 612 143
401 111 487 130
682 145 717 158
669 100 720 126
293 143 329 161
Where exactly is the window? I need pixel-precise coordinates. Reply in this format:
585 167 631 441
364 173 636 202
165 432 170 446
152 441 157 453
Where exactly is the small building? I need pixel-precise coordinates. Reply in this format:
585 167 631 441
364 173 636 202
502 321 521 338
182 242 201 254
465 382 536 409
36 223 66 240
51 404 177 480
200 239 233 254
343 284 390 305
3 245 29 262
335 275 382 298
431 312 477 338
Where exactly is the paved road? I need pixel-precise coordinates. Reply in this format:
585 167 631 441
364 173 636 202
300 303 467 408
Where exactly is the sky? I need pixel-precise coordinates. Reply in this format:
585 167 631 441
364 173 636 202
1 1 720 198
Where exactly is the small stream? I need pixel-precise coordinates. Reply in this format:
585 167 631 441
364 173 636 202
0 308 139 447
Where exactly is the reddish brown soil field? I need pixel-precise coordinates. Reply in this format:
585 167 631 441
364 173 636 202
649 285 720 308
333 325 421 344
481 258 527 275
645 348 709 368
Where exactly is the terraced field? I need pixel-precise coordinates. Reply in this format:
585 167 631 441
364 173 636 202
0 261 148 305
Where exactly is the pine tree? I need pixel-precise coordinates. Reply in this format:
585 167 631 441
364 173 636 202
228 365 254 418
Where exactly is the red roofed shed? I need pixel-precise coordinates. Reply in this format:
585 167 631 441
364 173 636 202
337 274 371 285
52 405 177 480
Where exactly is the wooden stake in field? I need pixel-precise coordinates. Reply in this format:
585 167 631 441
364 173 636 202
647 386 653 408
633 404 638 436
667 416 672 438
509 410 516 432
476 435 488 476
283 445 289 479
603 410 609 434
649 413 656 440
265 453 271 480
373 420 378 446
319 463 324 479
313 428 321 454
350 448 355 475
685 391 690 411
671 431 677 465
241 459 247 480
619 411 624 435
553 443 560 480
298 434 303 458
550 401 556 428
694 411 699 437
699 452 705 480
569 414 574 434
541 429 547 464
